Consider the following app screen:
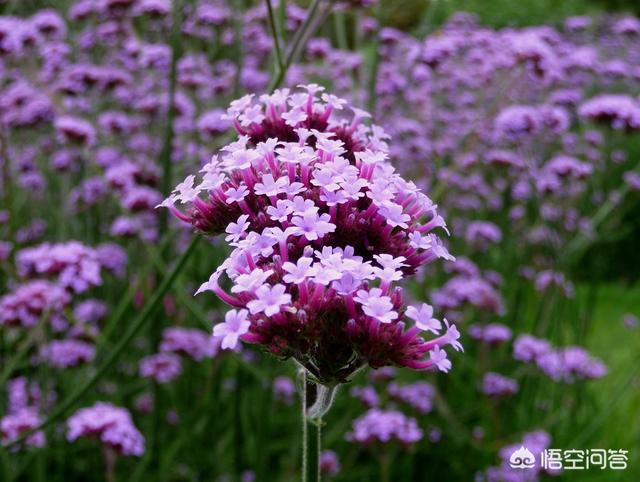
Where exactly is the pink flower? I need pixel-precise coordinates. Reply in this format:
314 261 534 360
247 284 291 316
282 257 316 284
224 185 249 204
213 309 251 349
429 346 452 373
355 288 398 324
406 303 442 334
225 214 250 243
254 174 288 197
291 212 336 241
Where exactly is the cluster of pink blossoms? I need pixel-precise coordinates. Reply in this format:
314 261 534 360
165 85 462 384
16 241 103 293
346 408 423 447
66 402 144 456
0 280 70 327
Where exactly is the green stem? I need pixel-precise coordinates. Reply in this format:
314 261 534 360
0 125 16 242
2 235 201 450
301 370 308 482
315 418 322 482
565 161 640 262
306 416 321 482
268 0 325 92
159 0 183 234
334 10 348 50
0 317 45 387
366 3 381 112
265 0 284 71
380 452 391 482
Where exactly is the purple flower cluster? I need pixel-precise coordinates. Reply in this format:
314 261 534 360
350 385 380 408
166 85 462 384
38 339 96 369
1 409 46 450
0 280 70 327
16 242 103 293
159 326 216 361
387 381 436 414
66 402 144 456
272 376 296 405
1 377 46 450
319 450 341 476
468 323 512 345
481 372 519 398
139 353 183 384
578 94 640 130
347 408 423 447
513 334 607 381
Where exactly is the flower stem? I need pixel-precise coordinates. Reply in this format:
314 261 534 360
265 0 284 71
301 370 308 482
2 235 201 450
315 417 322 482
306 383 337 420
159 0 183 234
0 126 15 242
301 376 333 482
306 416 322 482
268 0 327 92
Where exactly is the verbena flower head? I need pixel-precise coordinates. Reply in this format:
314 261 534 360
139 353 183 384
66 402 144 456
481 372 519 398
0 280 70 327
1 408 46 450
387 381 436 414
578 94 640 130
350 385 380 407
319 450 341 476
159 327 216 361
39 339 96 369
513 334 607 382
272 376 296 405
164 85 461 385
16 241 103 293
468 323 512 345
346 408 423 447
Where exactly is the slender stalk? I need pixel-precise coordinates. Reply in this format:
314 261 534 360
232 0 245 97
565 161 639 261
315 417 322 482
0 125 16 242
0 317 45 387
268 0 326 92
157 2 185 457
334 10 348 50
366 3 381 112
265 0 284 71
380 452 391 482
2 235 201 450
97 232 176 347
159 0 183 234
305 415 321 482
102 446 117 482
301 370 308 482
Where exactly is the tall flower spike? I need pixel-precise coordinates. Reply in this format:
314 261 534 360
164 85 461 388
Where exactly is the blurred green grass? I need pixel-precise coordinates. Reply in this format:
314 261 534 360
552 282 640 481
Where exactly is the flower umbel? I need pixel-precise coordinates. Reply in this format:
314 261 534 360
164 85 461 384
